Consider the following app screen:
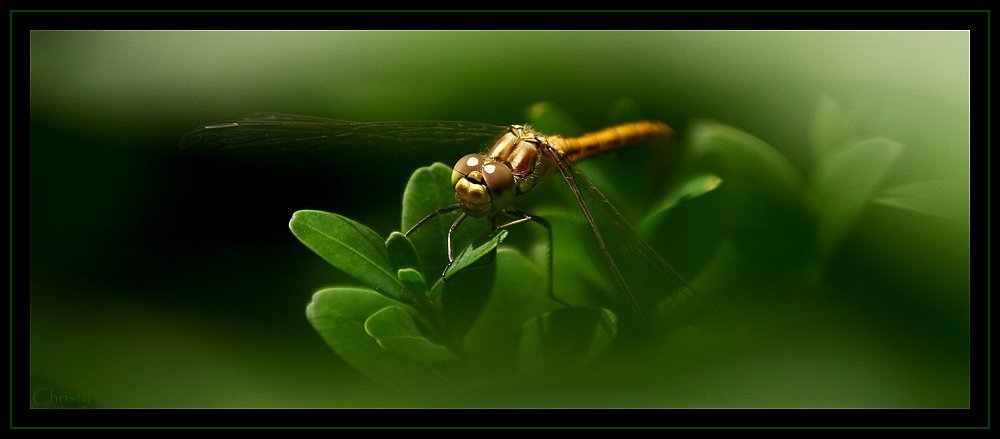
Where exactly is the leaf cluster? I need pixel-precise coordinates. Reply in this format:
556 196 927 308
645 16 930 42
291 98 963 392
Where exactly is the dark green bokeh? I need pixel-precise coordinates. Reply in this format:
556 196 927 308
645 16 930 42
29 30 970 408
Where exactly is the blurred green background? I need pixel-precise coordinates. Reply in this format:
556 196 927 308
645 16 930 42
29 28 970 409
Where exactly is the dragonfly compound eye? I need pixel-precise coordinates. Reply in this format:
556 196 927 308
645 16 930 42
452 153 485 186
480 160 515 210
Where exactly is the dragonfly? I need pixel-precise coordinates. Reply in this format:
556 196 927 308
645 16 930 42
179 112 700 335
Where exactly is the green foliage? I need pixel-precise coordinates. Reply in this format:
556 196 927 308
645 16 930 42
292 99 962 393
811 137 903 261
873 179 970 223
679 94 966 294
294 163 629 388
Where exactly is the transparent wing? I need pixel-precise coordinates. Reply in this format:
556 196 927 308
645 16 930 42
546 146 705 339
179 112 510 167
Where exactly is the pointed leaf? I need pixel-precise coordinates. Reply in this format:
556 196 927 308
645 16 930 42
637 173 726 280
444 229 508 279
809 95 860 167
640 173 724 222
687 121 803 200
874 179 969 223
290 210 407 300
812 137 904 259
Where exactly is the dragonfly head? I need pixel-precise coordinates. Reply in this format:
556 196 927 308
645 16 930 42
451 153 516 218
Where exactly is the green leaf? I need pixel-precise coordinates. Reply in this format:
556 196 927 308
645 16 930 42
812 137 904 260
809 95 860 168
874 179 970 223
637 173 726 281
444 229 508 279
464 248 556 377
396 268 426 302
686 121 814 270
401 164 458 287
640 173 724 220
289 210 407 301
428 278 445 308
364 306 460 363
305 287 440 387
401 163 490 287
386 231 422 273
687 121 803 201
436 236 500 342
399 163 499 339
517 307 618 373
397 267 425 284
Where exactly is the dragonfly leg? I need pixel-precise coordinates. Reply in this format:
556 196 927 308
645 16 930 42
439 213 470 281
499 208 569 308
404 204 462 236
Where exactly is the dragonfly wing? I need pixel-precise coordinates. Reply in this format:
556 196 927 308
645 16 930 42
546 146 702 338
179 113 510 168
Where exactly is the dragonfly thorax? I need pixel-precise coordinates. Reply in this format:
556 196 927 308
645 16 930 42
451 153 516 217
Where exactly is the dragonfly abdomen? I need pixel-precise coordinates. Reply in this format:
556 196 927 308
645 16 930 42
553 120 673 163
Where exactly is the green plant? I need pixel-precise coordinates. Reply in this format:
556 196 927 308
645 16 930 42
292 163 628 389
290 98 965 396
291 101 722 390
